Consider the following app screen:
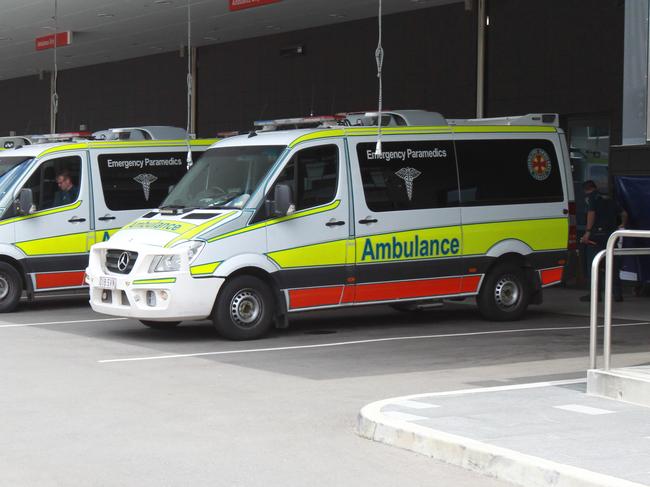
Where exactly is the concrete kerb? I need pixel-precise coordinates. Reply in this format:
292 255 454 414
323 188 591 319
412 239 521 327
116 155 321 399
356 382 647 487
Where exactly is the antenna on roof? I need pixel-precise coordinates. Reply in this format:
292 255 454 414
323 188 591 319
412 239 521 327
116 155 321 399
185 0 194 169
50 0 59 133
374 0 384 156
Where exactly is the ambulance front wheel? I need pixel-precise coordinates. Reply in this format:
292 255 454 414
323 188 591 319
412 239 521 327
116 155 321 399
212 275 275 340
0 262 22 313
478 263 530 321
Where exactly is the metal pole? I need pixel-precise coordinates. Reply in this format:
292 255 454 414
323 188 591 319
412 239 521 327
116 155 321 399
602 230 650 370
603 234 616 370
476 0 486 118
589 250 606 369
191 47 197 137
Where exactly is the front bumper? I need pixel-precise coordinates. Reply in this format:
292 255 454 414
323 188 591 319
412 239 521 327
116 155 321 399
86 243 223 321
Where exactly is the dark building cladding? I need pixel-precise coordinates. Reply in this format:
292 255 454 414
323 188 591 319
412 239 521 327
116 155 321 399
0 1 624 142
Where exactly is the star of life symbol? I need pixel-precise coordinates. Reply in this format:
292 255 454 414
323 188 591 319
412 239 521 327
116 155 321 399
527 148 552 181
133 173 158 201
395 167 421 201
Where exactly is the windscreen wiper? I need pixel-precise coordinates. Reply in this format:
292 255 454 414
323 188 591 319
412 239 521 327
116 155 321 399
159 205 193 215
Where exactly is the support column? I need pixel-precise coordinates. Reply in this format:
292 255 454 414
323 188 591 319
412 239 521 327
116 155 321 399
476 0 486 118
622 0 650 144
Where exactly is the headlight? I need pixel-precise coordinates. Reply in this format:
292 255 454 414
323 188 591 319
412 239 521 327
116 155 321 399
148 241 205 273
150 254 181 273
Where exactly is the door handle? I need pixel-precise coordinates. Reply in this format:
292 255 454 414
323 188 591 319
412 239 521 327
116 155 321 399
326 219 345 227
98 215 116 221
358 217 378 224
68 217 86 223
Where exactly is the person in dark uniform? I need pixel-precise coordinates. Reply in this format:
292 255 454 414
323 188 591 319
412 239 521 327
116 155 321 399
53 170 78 207
580 180 627 302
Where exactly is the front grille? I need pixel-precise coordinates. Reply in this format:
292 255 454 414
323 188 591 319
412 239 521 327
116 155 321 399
106 249 138 274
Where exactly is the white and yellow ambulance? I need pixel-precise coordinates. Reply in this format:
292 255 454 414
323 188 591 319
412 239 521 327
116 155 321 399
0 135 216 312
86 113 576 339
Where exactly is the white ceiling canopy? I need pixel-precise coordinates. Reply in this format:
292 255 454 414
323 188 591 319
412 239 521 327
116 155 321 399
0 0 462 81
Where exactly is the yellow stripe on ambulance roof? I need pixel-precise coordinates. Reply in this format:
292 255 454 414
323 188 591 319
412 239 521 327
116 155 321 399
288 125 556 147
38 139 218 157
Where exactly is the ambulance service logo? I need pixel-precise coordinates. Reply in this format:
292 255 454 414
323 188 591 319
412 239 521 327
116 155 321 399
527 148 552 181
395 167 421 201
133 173 158 201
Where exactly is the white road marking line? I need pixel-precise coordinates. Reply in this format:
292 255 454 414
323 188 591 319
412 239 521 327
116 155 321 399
0 317 127 328
381 411 429 422
390 399 440 410
391 379 587 402
554 404 615 415
98 321 650 364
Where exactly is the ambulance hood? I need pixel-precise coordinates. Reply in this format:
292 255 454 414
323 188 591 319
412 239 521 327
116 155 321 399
108 209 240 248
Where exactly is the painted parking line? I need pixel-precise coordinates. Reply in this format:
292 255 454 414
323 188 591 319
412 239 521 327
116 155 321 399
554 404 615 415
0 317 128 328
98 321 650 364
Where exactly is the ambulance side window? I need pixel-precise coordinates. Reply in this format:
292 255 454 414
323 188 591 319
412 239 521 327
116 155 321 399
456 139 564 206
23 156 81 211
270 145 338 213
356 140 459 212
97 152 190 211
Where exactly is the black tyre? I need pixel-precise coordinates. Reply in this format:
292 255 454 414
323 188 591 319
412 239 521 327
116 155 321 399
477 263 530 321
213 275 274 340
139 320 181 330
0 262 22 313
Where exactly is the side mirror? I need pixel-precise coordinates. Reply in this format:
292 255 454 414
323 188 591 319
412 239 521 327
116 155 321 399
16 188 33 215
273 183 293 217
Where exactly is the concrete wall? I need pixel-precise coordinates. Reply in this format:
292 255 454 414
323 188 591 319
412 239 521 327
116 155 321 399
486 0 625 143
196 2 477 135
0 1 626 140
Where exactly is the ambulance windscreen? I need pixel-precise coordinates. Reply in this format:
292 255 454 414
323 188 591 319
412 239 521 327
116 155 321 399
162 145 284 210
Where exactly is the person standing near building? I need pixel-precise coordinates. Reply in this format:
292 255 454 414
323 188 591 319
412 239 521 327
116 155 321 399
580 180 627 302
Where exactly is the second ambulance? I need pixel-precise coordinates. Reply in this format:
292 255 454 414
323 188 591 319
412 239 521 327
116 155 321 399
86 113 575 340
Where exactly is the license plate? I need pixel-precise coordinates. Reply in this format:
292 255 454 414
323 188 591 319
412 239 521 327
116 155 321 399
98 276 116 290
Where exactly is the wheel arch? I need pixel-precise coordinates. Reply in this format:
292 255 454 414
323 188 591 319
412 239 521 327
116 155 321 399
0 254 28 292
482 251 542 305
216 263 287 328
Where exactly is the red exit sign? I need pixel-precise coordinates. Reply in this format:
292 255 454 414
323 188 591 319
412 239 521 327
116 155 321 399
35 31 73 51
229 0 281 11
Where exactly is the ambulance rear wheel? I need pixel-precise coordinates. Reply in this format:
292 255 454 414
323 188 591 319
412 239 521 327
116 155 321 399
139 320 180 330
0 262 22 313
213 275 274 340
478 263 530 321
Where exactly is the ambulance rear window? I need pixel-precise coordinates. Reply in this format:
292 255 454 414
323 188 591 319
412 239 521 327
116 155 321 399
456 139 563 206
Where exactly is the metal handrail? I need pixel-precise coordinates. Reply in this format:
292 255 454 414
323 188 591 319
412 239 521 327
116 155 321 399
588 229 650 370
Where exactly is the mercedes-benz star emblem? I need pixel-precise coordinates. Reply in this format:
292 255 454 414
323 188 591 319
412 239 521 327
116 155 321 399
117 252 130 272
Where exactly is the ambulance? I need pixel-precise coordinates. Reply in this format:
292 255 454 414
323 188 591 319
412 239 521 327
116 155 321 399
86 113 575 340
0 134 216 312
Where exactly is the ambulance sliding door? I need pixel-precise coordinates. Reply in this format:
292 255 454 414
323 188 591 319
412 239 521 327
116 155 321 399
349 135 465 305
